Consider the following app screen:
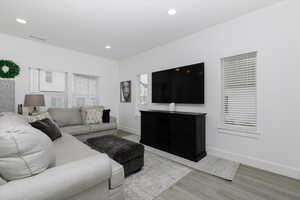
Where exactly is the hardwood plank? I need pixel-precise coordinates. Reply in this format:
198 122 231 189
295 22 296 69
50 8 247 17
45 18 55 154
157 165 300 200
120 131 300 200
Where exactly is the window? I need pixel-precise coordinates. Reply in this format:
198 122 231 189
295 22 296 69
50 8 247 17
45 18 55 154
221 52 257 133
30 68 67 108
138 74 149 105
72 74 99 107
136 74 149 115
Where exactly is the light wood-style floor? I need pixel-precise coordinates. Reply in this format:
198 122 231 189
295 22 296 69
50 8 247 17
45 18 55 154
156 165 300 200
117 131 300 200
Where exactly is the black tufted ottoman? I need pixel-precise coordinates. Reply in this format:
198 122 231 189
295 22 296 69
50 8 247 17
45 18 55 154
86 135 144 177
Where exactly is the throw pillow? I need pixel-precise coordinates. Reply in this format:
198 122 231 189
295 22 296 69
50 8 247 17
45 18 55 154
27 112 53 123
102 109 110 123
0 125 55 181
30 118 62 141
81 106 104 123
83 109 102 124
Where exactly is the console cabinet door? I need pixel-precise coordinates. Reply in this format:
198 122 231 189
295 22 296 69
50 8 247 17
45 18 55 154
141 113 157 146
141 111 206 162
170 115 195 160
141 112 171 151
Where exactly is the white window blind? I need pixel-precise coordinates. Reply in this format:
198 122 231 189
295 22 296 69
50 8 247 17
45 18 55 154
73 74 99 107
222 52 257 130
29 68 67 109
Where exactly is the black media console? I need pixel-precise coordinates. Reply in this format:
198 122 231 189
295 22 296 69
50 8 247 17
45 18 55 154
140 110 206 162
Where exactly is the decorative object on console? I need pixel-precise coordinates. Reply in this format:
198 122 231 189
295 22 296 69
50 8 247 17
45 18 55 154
102 109 110 123
0 79 15 112
24 94 45 115
30 118 62 141
169 103 176 112
120 80 131 103
0 60 20 78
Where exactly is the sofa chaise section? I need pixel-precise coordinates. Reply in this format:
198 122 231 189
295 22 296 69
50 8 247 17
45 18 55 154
0 112 124 200
0 155 111 200
54 133 125 199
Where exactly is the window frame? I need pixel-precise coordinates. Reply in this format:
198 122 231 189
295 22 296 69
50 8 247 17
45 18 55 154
135 73 150 116
29 67 68 109
72 73 100 108
219 52 261 138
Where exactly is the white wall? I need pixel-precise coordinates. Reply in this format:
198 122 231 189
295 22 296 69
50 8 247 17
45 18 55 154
0 33 119 117
119 0 300 179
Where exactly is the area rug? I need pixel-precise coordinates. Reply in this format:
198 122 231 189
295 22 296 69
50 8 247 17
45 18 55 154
124 151 191 200
123 135 240 181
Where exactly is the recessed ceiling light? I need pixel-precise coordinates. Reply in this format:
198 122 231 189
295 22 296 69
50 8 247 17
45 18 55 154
16 18 27 24
105 45 111 49
168 8 177 16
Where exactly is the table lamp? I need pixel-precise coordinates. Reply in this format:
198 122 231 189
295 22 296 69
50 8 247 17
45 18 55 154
24 94 45 115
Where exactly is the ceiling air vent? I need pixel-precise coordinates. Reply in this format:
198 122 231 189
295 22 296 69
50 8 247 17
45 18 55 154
29 35 46 42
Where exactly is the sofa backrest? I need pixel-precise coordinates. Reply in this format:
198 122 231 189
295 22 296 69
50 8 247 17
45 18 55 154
48 108 83 127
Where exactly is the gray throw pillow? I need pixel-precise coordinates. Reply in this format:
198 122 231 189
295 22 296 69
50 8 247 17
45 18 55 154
30 118 62 141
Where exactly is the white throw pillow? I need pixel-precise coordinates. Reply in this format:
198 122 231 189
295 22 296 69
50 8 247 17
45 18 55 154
83 109 102 124
81 106 104 123
0 115 55 181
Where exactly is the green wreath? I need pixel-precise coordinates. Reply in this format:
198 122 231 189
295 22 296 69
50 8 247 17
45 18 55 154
0 60 20 78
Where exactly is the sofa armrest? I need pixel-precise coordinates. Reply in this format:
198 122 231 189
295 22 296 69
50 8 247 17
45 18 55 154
0 154 111 200
110 116 117 123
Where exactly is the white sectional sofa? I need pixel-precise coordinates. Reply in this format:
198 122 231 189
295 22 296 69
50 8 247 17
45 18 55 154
0 113 124 200
47 107 118 141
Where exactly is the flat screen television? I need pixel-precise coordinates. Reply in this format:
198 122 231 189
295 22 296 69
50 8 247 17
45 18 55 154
152 63 204 104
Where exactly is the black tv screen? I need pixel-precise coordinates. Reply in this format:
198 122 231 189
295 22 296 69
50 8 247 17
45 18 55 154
152 63 204 104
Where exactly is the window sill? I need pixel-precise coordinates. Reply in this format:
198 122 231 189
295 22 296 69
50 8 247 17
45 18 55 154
218 127 260 139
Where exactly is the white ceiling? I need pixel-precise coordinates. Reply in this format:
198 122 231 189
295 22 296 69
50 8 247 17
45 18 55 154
0 0 283 60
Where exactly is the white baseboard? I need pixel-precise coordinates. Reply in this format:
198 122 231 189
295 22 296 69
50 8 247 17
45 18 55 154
117 125 299 180
207 146 300 180
118 125 139 135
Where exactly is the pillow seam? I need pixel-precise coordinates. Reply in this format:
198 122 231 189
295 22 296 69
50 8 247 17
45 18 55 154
11 134 33 176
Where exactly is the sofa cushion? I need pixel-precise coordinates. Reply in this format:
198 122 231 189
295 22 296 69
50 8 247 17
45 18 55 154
0 112 28 130
30 118 62 141
53 133 99 166
0 125 55 181
89 122 117 133
53 133 124 189
48 108 83 127
60 125 90 136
